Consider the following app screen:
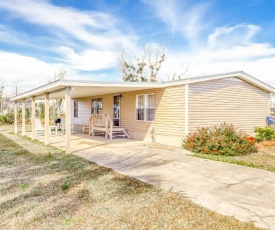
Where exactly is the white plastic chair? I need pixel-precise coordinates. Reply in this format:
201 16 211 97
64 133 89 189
35 118 45 133
35 118 57 136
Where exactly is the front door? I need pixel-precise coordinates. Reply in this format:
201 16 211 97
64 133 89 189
113 95 121 127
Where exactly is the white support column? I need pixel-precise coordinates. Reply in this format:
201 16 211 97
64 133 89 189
105 115 108 138
31 96 35 140
185 83 189 136
22 99 26 136
65 87 71 154
14 101 18 134
45 92 50 145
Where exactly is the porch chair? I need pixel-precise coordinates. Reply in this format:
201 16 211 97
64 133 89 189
82 124 89 134
35 118 45 134
35 118 58 135
266 116 275 126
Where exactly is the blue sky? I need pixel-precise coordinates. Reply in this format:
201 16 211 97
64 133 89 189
0 0 275 94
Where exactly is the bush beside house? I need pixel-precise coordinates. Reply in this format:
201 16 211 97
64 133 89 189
254 126 275 142
183 123 257 156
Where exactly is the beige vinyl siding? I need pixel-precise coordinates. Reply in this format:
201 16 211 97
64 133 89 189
120 89 159 138
120 85 185 145
188 77 269 135
71 85 186 146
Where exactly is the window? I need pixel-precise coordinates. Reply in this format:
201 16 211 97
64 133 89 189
91 98 102 114
73 100 78 118
136 94 155 121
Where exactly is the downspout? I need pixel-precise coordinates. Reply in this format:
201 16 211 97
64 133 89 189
185 83 189 136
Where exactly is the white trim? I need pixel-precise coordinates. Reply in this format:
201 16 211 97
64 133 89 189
10 71 275 102
11 80 164 101
113 95 121 127
185 84 189 136
165 71 275 93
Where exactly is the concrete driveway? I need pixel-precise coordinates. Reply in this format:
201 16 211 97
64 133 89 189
47 134 275 229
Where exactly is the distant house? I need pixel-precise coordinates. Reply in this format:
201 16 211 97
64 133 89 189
11 71 275 153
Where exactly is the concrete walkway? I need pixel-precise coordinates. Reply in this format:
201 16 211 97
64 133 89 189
39 133 275 229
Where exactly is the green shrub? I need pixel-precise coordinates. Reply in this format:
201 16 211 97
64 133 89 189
61 182 70 191
19 183 29 190
254 126 275 142
0 112 14 125
183 123 257 156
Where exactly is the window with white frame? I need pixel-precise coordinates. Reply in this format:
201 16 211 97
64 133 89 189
91 98 102 114
136 94 155 121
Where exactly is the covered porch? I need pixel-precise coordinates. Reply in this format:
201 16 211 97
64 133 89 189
11 79 163 153
25 132 141 154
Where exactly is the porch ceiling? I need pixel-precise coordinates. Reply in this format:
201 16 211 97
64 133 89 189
39 85 164 100
12 80 165 101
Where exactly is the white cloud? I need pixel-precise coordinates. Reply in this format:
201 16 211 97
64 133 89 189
160 46 275 83
144 0 275 83
0 50 120 95
143 0 211 42
0 0 274 91
159 24 275 83
0 0 138 90
208 24 260 49
57 46 116 71
0 25 28 46
0 51 68 93
0 0 136 50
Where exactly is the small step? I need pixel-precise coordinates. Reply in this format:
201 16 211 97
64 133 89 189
112 135 128 138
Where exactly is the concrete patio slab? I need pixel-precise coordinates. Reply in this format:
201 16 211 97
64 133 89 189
32 133 275 229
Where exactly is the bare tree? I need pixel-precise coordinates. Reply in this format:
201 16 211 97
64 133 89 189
117 41 167 82
165 67 189 82
49 67 67 83
54 67 67 80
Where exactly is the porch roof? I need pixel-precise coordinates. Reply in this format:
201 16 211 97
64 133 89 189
11 71 275 101
11 80 165 101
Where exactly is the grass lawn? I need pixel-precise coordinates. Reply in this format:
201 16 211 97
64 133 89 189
0 131 261 230
191 142 275 172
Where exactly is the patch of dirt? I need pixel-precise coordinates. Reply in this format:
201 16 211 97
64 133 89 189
256 140 275 149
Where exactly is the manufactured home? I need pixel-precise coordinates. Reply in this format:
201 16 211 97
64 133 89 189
11 71 275 153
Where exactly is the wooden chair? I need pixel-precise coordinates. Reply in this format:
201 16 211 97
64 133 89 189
82 124 89 134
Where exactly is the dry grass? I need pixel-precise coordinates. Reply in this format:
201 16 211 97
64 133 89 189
192 141 275 172
0 131 260 230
